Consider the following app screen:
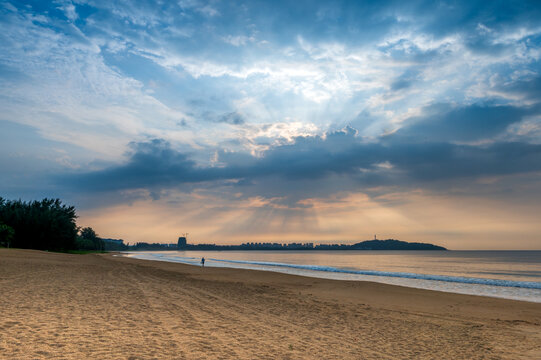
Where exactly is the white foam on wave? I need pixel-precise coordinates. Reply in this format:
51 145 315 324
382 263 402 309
208 258 541 290
126 252 541 290
124 252 541 302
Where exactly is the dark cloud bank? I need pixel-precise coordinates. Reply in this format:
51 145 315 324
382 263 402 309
61 101 541 199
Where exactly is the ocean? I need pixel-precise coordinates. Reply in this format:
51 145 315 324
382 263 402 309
123 250 541 303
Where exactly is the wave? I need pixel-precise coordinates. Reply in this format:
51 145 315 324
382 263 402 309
208 258 541 290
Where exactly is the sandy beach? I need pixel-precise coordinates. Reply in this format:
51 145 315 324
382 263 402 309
0 249 540 359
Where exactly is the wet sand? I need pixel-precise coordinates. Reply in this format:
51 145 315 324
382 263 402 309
1 249 540 359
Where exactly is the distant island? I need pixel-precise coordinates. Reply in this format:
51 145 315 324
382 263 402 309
106 236 446 251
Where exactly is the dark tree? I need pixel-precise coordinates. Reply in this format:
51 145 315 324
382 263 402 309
77 226 105 251
80 227 97 240
0 222 15 248
0 197 78 251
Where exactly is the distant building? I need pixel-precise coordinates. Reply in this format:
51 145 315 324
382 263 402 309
177 236 187 249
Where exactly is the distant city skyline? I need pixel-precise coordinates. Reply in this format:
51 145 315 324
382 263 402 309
1 1 541 249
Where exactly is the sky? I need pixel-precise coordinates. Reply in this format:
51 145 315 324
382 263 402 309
1 0 541 249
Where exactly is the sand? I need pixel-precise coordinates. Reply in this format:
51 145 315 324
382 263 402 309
0 249 540 359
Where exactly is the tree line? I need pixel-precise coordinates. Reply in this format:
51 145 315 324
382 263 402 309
0 197 104 252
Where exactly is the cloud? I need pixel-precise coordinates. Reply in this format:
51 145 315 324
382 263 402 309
4 0 537 158
495 75 541 102
0 2 192 158
390 69 421 91
216 111 246 125
393 103 540 143
418 0 541 38
0 120 95 201
57 1 78 22
59 121 541 203
2 0 541 248
60 139 208 192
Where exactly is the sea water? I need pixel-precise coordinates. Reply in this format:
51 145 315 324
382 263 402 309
124 250 541 303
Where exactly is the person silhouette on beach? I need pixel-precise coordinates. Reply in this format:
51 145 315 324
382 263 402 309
201 257 205 267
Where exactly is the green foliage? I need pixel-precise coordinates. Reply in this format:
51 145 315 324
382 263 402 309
80 227 97 240
102 238 127 251
76 226 105 251
0 222 15 247
0 197 78 251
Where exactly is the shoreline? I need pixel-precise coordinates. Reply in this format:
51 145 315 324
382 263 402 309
123 250 541 304
122 252 541 307
1 249 540 359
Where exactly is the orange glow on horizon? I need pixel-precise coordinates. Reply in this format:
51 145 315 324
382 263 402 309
77 189 541 250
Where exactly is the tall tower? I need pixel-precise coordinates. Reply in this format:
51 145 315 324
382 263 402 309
177 233 188 249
